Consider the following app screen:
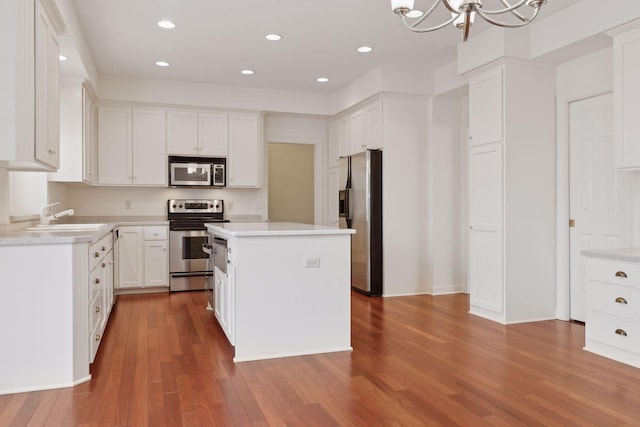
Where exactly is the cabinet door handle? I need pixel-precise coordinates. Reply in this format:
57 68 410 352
94 252 100 258
615 297 628 304
95 334 101 341
615 329 628 337
95 306 100 313
95 278 101 284
615 271 627 278
101 262 106 267
102 246 106 251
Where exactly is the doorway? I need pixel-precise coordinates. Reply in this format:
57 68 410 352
568 93 633 321
267 142 315 223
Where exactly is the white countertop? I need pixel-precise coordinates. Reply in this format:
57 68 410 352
0 219 169 246
206 222 355 238
581 248 640 263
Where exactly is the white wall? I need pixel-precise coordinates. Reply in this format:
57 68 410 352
427 96 466 294
382 95 430 296
66 186 263 218
9 171 48 216
0 167 9 223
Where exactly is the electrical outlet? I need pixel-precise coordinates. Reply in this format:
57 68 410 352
125 200 132 210
304 257 320 268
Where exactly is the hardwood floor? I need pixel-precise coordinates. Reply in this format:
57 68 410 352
2 291 640 426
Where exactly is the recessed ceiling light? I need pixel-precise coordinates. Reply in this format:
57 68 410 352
265 34 282 41
155 61 170 67
357 46 373 53
316 77 329 83
157 20 176 29
59 54 68 61
406 9 424 18
241 69 255 75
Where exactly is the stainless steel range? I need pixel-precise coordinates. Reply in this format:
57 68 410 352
168 199 228 292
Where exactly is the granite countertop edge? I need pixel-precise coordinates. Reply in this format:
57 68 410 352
581 248 640 263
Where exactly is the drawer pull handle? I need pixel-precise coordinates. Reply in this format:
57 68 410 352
615 329 628 337
615 297 628 304
95 278 101 284
94 252 100 258
95 306 100 313
95 334 101 341
615 271 627 278
101 262 106 268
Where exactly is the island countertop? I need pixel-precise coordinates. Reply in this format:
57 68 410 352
205 222 355 238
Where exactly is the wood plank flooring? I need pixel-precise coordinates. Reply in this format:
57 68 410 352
2 291 640 426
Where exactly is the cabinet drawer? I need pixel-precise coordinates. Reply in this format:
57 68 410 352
89 232 114 270
586 311 640 354
89 320 102 363
143 226 168 241
89 266 103 301
586 258 640 287
89 291 104 332
587 282 640 322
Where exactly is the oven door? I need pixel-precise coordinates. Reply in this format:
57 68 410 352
169 230 210 273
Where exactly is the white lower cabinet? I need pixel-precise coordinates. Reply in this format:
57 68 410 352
214 263 236 345
117 225 169 290
88 231 114 362
584 257 640 368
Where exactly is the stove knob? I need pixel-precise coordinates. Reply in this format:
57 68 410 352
172 204 177 209
179 204 183 208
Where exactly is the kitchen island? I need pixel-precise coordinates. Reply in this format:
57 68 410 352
205 222 355 362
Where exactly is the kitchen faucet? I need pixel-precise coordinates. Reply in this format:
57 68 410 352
40 202 75 225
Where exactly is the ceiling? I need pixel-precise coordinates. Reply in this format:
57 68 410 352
65 0 584 94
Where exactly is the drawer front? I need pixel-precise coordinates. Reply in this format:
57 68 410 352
586 311 640 354
89 320 102 363
89 291 104 332
89 266 103 301
587 282 640 322
586 258 640 287
144 226 168 241
89 232 114 270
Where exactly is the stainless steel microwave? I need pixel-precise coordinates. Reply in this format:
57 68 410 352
168 156 226 187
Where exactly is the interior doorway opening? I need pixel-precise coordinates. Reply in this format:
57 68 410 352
267 142 315 224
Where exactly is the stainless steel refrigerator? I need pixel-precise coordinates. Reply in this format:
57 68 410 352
338 150 383 296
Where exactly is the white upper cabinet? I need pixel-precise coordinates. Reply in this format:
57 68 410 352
228 114 261 188
167 111 198 155
167 110 229 157
198 113 228 156
49 80 97 183
98 106 166 185
612 23 640 170
0 0 64 171
328 119 341 168
469 67 503 147
337 99 383 157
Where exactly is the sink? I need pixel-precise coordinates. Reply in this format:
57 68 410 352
25 223 106 232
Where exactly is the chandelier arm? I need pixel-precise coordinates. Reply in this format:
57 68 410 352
440 0 459 14
499 0 528 23
410 0 446 28
475 6 540 28
477 0 531 15
402 14 460 33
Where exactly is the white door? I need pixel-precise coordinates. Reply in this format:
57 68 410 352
569 93 632 321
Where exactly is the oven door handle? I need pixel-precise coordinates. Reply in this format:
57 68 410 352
170 272 214 278
202 243 213 255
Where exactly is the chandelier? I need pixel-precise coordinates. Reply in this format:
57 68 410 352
391 0 548 42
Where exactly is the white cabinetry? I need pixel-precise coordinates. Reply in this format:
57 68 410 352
49 80 97 183
167 110 228 156
228 114 261 188
327 167 340 227
612 23 640 170
98 107 166 185
338 100 383 157
214 262 236 346
467 62 556 324
117 225 169 290
88 231 114 362
339 116 351 158
584 257 640 368
328 120 341 168
0 0 64 171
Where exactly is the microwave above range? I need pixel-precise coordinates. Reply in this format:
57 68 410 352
168 156 226 187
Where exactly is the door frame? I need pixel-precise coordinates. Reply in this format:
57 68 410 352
556 83 612 321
